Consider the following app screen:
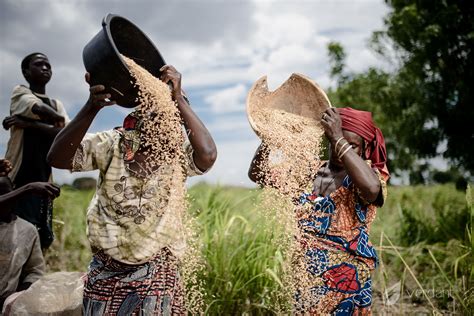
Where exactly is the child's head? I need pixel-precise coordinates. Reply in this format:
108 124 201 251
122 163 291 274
21 52 52 85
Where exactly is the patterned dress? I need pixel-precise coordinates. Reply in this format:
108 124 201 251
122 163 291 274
295 164 387 315
83 248 184 315
72 129 202 315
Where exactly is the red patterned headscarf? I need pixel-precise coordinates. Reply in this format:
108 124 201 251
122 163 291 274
338 107 390 180
120 111 143 162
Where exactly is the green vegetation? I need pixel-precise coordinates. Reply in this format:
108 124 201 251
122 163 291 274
323 3 474 309
46 183 473 314
45 187 94 271
187 184 287 314
327 0 474 182
371 184 473 314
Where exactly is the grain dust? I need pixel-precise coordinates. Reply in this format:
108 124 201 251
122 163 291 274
249 105 325 312
122 56 205 314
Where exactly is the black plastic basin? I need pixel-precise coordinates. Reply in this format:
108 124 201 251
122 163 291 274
83 14 166 108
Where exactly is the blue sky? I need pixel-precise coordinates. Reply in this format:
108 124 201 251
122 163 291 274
0 0 390 187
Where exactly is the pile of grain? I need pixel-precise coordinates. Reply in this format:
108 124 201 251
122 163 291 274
123 56 205 314
249 106 325 312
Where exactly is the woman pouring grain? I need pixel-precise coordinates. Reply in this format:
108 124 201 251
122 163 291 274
47 63 216 315
249 107 389 314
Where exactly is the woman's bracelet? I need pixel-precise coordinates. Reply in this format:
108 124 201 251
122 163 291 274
337 141 350 157
335 137 348 157
339 144 352 159
334 137 345 150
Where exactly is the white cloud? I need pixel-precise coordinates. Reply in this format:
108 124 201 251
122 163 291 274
207 118 251 134
0 0 392 186
204 84 247 114
187 138 261 188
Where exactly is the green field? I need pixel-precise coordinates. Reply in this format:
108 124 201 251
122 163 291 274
45 183 473 315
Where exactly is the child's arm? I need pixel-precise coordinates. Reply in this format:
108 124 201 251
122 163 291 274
160 65 217 172
31 102 65 126
47 73 115 169
3 115 62 136
0 182 60 209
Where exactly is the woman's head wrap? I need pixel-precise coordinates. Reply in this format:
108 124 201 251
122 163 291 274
338 107 390 180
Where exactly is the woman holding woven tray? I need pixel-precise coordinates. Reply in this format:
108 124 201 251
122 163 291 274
249 107 389 314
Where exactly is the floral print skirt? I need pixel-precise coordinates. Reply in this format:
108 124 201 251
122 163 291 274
83 248 185 315
295 237 373 315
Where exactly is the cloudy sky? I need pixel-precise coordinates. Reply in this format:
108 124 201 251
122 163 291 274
0 0 390 187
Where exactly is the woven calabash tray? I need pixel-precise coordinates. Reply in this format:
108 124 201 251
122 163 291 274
246 73 332 136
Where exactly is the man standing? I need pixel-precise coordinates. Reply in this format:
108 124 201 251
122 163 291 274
3 52 69 249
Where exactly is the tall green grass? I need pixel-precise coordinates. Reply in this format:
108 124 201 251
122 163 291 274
371 184 473 314
45 186 93 271
187 184 287 314
46 183 473 314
